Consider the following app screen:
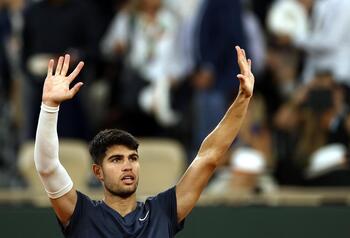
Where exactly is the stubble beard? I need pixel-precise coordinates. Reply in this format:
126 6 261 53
104 179 139 199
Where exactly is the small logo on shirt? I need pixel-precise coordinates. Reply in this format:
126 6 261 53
139 210 149 222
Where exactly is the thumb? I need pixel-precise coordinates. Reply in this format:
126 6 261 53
69 82 84 98
237 74 246 83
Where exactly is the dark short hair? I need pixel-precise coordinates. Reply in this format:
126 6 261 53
89 129 139 165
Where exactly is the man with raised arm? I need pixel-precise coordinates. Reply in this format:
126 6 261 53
34 46 254 237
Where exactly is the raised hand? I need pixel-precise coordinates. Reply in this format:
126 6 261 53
235 46 254 98
42 54 84 107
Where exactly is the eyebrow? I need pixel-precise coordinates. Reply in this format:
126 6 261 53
107 154 123 161
107 152 139 161
128 153 139 158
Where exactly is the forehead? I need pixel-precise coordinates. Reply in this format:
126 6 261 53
105 145 138 157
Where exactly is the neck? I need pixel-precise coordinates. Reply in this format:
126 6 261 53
103 191 137 217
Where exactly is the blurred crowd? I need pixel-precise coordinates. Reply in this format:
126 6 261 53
1 0 350 194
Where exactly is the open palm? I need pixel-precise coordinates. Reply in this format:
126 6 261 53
42 54 84 107
235 46 254 98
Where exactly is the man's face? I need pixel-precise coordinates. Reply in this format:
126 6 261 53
97 145 140 198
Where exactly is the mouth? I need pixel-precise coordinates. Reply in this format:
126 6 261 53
121 174 135 185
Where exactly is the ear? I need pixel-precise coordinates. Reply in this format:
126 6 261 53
92 164 104 182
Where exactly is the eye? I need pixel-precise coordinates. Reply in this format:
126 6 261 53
111 157 122 163
129 155 138 162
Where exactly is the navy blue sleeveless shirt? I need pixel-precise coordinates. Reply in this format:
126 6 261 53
59 187 184 237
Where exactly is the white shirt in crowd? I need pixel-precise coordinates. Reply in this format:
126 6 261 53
294 0 350 85
101 7 184 126
267 0 309 43
101 8 183 83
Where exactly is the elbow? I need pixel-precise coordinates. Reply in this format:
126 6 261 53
197 147 227 168
198 136 233 166
34 156 59 177
199 141 231 163
36 165 58 177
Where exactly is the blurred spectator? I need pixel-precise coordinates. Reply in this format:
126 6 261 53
241 0 266 76
190 0 247 159
74 0 128 137
0 0 22 187
306 143 350 186
4 0 25 126
273 71 350 185
255 0 311 127
194 0 247 97
101 0 184 135
21 0 99 140
164 0 202 76
267 0 312 46
254 38 301 128
293 0 350 88
230 148 267 191
205 147 268 196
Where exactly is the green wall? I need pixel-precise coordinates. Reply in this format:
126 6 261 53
1 205 350 238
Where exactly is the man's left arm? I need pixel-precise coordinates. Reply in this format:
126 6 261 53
176 46 254 222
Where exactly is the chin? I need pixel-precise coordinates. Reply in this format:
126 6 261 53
105 184 138 198
118 188 137 198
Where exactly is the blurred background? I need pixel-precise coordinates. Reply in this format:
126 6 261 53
1 0 350 237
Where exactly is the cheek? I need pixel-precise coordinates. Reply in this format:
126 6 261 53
103 165 121 180
134 164 140 176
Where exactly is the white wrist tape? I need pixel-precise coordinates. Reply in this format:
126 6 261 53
34 103 73 199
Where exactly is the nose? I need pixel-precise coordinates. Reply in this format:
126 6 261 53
122 159 132 171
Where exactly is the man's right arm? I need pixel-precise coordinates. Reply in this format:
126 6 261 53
34 55 84 225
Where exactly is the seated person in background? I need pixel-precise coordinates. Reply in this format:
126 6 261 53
101 0 184 128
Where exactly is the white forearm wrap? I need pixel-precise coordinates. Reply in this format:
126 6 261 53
34 103 73 199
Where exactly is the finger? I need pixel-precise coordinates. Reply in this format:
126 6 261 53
235 46 244 69
60 54 70 76
237 74 250 89
67 61 84 83
235 46 242 59
242 48 249 66
47 59 54 77
236 46 248 74
236 45 247 60
242 49 246 60
55 56 64 76
237 74 246 81
248 59 252 71
69 82 84 98
236 46 247 64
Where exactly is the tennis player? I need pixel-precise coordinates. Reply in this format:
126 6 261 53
34 46 254 237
